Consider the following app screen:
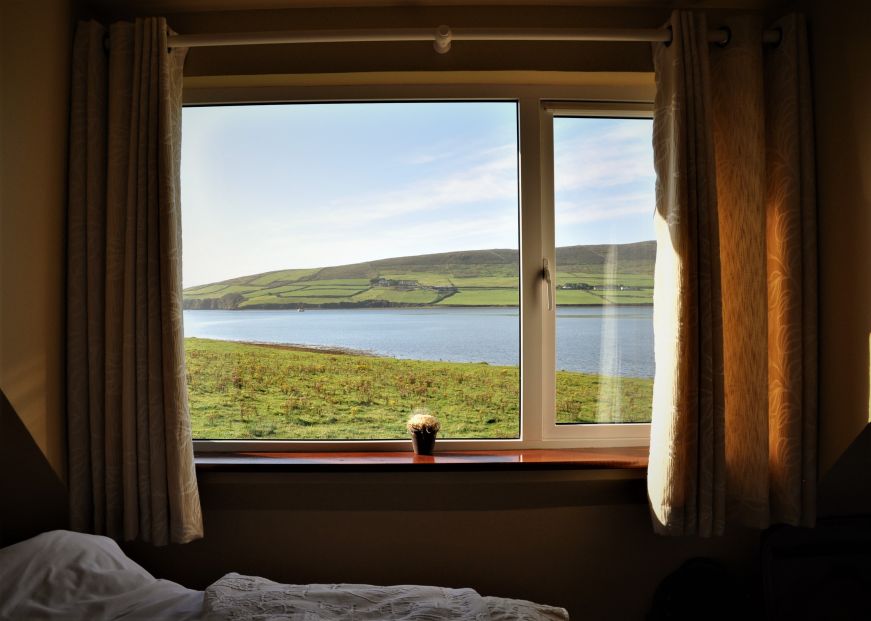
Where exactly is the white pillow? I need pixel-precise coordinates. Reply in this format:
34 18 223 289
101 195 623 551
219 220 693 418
0 530 202 620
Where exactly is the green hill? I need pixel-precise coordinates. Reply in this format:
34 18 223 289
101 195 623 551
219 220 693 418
183 241 656 309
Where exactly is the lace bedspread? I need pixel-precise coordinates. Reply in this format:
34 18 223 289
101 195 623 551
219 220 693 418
204 573 569 621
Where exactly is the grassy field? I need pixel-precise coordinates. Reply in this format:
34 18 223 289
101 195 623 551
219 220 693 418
184 242 655 309
354 288 441 304
186 277 652 308
185 338 653 440
437 288 520 306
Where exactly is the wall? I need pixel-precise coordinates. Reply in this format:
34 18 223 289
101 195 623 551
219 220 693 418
3 0 869 618
0 0 72 479
157 0 871 475
125 470 762 619
170 4 660 77
806 0 871 476
0 390 68 546
121 6 762 621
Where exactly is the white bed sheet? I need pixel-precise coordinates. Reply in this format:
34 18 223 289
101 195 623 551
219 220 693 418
0 531 569 620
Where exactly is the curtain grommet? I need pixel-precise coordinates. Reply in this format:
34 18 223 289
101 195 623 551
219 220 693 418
768 26 784 48
715 26 731 48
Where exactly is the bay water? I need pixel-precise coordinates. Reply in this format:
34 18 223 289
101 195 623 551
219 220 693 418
183 307 654 379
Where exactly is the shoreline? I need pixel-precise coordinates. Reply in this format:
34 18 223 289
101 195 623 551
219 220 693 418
185 336 379 358
184 337 655 380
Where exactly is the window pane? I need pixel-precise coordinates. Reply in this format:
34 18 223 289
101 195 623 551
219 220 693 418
182 103 520 440
553 116 655 424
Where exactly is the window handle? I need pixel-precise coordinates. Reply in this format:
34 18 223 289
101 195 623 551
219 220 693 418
542 258 554 312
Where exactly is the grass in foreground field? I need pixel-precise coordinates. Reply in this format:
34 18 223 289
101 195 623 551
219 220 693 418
186 338 652 440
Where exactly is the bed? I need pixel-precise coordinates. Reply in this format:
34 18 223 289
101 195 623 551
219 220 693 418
0 531 569 620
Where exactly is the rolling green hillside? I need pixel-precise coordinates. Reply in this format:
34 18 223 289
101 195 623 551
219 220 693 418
183 241 656 309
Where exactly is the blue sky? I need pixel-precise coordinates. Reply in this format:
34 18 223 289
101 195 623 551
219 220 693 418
181 103 655 288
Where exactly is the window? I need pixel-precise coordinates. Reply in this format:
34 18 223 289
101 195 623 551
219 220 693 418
542 104 655 445
182 77 655 451
182 101 521 442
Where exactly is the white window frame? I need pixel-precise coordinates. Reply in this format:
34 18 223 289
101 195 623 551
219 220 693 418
185 72 654 453
539 101 654 446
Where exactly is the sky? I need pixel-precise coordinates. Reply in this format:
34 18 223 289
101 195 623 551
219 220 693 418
181 102 656 288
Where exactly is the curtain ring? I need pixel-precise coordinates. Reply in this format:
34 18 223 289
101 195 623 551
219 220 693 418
663 24 673 48
715 26 731 48
768 26 783 48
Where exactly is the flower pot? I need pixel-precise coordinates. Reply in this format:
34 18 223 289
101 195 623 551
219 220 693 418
411 430 437 455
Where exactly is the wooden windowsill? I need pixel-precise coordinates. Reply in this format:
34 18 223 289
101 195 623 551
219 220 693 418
195 448 648 473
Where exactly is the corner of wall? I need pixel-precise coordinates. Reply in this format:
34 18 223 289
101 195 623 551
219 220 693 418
0 0 74 481
806 0 871 477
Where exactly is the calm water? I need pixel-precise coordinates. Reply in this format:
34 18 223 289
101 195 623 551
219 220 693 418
183 307 654 378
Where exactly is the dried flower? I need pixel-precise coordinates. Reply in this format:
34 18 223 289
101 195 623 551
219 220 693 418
406 409 441 434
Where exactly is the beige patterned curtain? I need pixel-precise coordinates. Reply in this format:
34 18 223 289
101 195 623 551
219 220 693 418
648 11 817 536
67 18 203 545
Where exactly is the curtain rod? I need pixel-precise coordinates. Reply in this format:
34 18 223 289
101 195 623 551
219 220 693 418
168 26 782 53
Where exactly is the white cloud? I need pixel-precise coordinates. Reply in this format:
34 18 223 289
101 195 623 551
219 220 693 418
181 140 521 286
284 142 518 229
554 121 655 193
555 194 655 226
181 114 656 287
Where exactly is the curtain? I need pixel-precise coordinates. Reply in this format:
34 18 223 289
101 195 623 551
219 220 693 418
648 11 817 536
67 18 203 545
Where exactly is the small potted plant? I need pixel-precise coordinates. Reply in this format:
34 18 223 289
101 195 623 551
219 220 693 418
406 409 440 455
